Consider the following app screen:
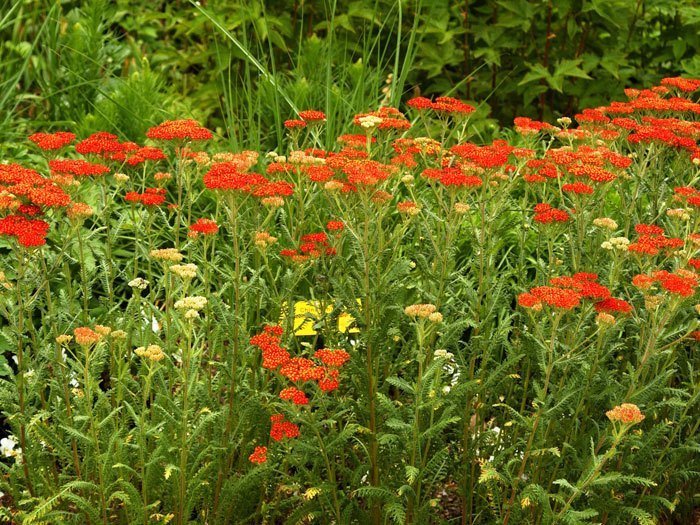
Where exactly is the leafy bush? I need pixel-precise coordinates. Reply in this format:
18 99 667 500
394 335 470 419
0 77 699 524
2 1 699 151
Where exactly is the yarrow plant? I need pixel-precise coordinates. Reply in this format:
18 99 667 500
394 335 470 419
0 77 699 525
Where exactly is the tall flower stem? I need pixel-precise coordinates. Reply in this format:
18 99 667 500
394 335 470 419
82 341 109 525
14 247 35 496
502 311 562 525
213 194 243 516
360 193 380 525
76 225 90 323
176 320 194 525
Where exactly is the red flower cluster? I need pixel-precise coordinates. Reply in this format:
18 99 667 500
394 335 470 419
279 387 309 405
0 215 50 247
594 297 633 314
326 220 345 231
633 270 699 297
518 273 614 311
0 163 71 209
269 414 300 441
49 159 110 177
250 326 350 394
421 166 482 188
281 231 337 261
124 188 166 207
450 140 514 169
661 77 700 92
284 119 306 129
353 107 411 130
203 162 292 206
298 110 327 122
514 117 556 134
28 131 75 150
188 218 219 237
533 203 570 224
248 445 267 464
407 96 475 116
146 119 213 141
628 224 683 256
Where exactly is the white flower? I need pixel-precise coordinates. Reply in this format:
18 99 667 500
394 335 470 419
1 436 19 458
174 296 208 312
358 115 383 129
128 277 150 290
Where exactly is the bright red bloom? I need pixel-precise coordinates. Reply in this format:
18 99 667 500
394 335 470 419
249 446 267 464
125 146 167 165
326 220 344 231
279 387 309 405
49 159 109 177
562 182 594 195
594 298 633 314
124 188 166 207
533 203 570 224
75 132 124 156
529 286 580 309
28 131 75 150
514 117 555 134
269 415 300 441
284 119 307 129
203 162 267 192
660 77 700 93
652 270 698 297
279 357 325 382
406 97 433 110
188 218 219 236
146 119 213 141
299 110 327 122
315 348 350 368
252 181 294 198
0 215 50 247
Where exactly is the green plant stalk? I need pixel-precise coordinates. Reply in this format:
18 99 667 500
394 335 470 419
177 319 194 525
76 225 90 323
83 342 109 525
503 311 562 525
140 364 155 525
553 427 625 520
213 194 243 515
41 250 84 480
14 247 35 497
360 192 381 525
406 321 424 524
100 177 115 304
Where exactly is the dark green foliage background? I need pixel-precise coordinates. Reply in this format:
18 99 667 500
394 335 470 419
2 0 699 152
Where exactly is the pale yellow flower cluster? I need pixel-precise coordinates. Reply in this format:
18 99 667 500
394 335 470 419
150 248 184 262
666 208 691 221
0 271 12 290
601 237 630 251
174 296 208 311
174 296 208 321
404 303 443 323
56 334 73 345
288 150 326 166
170 263 198 280
128 277 150 290
135 344 165 362
358 115 383 129
255 231 278 250
593 217 618 230
454 202 471 215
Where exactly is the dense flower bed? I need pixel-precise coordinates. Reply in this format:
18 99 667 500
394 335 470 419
0 78 699 524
